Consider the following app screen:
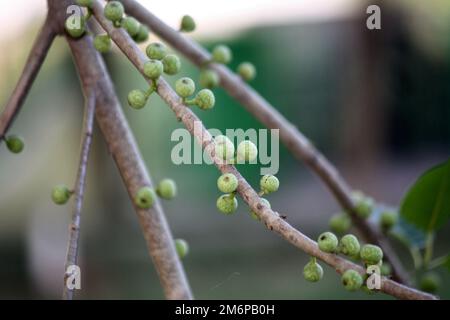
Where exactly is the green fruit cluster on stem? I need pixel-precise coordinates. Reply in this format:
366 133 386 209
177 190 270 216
260 175 279 194
214 135 235 161
175 239 189 258
156 179 177 200
317 232 338 253
339 234 360 257
360 244 383 265
216 194 238 215
134 186 156 209
122 17 141 37
93 34 112 53
217 173 238 193
51 184 72 205
237 62 256 81
236 140 258 162
212 45 232 64
146 42 168 60
199 69 219 88
329 213 351 233
144 60 164 79
341 269 363 291
303 257 323 282
104 1 124 23
175 77 196 98
180 15 196 32
162 54 181 75
5 135 24 153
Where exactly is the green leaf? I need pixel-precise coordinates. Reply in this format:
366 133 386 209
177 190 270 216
400 159 450 232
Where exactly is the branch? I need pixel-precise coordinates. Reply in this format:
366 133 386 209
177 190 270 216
0 16 56 139
46 0 193 300
91 1 435 300
62 91 96 300
109 0 409 285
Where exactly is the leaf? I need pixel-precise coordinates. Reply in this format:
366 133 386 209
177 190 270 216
390 217 426 249
400 159 450 232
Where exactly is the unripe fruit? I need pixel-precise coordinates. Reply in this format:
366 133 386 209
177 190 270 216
260 175 279 194
156 178 177 200
214 135 235 161
76 0 93 7
237 62 256 81
329 213 351 234
104 1 124 22
303 258 323 282
93 34 112 53
128 89 147 109
352 191 373 218
194 89 215 110
122 16 141 37
144 59 163 79
175 239 189 258
419 272 440 293
51 184 71 205
175 77 195 98
318 232 338 253
360 244 383 265
341 269 363 291
216 194 238 215
180 15 196 32
134 186 156 209
162 54 181 75
134 25 149 43
380 210 398 230
250 198 270 220
65 15 85 38
212 45 232 64
217 173 238 193
199 69 219 88
236 140 258 162
5 135 24 153
146 42 167 60
339 234 360 257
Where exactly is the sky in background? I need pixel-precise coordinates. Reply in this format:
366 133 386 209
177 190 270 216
0 0 359 40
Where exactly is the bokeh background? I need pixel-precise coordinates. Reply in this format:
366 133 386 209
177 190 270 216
0 0 449 299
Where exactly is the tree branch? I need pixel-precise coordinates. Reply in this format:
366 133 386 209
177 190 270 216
62 91 96 300
91 1 435 300
0 16 56 140
107 0 409 285
46 0 193 300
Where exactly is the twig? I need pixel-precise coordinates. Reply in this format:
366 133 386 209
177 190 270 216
62 91 96 300
91 1 435 300
46 0 193 300
109 0 409 285
0 16 56 140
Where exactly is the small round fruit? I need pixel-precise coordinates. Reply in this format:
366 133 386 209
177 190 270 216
65 15 85 38
303 258 323 282
260 175 279 194
352 191 374 218
329 213 351 234
134 186 156 209
250 198 270 220
128 89 147 109
419 272 440 293
216 194 238 215
318 232 338 253
175 77 196 98
180 15 196 32
341 269 363 291
360 244 383 265
236 140 258 162
217 173 238 193
146 42 167 60
175 239 189 258
76 0 93 7
104 1 124 22
237 62 256 81
122 16 141 37
5 135 24 153
134 25 149 43
214 135 235 161
194 89 215 110
199 69 219 88
51 185 71 205
156 178 177 200
212 45 232 64
93 34 112 53
339 234 360 257
162 54 181 75
380 210 398 230
144 59 163 79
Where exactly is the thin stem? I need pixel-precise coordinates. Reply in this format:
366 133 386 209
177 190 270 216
424 232 434 268
0 17 56 140
91 2 434 300
428 255 448 270
116 0 408 285
62 91 96 300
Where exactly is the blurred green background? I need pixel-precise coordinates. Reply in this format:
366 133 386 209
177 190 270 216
0 0 449 299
